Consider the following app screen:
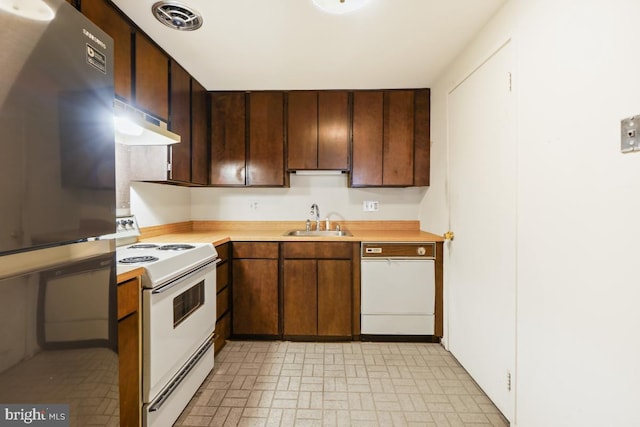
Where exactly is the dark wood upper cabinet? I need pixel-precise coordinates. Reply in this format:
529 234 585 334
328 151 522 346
80 0 133 102
287 91 349 171
169 60 191 183
191 79 209 185
352 91 384 186
414 88 431 186
134 32 169 121
210 92 246 185
383 90 415 186
287 91 317 170
247 92 286 186
351 89 430 187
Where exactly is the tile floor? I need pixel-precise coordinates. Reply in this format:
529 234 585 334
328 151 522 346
175 341 509 427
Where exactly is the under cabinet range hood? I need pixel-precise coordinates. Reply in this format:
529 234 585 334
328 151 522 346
114 99 180 145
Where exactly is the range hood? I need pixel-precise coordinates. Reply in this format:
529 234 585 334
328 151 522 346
114 99 180 145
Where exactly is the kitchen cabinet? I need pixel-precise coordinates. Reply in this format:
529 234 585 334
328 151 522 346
287 91 350 171
170 61 209 185
231 242 280 337
169 60 191 183
282 242 354 339
80 0 133 102
134 32 169 121
210 92 287 187
248 92 287 186
117 276 141 427
214 243 230 353
191 78 210 185
351 89 430 187
210 92 246 185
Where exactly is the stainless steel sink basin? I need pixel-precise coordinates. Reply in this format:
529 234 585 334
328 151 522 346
284 230 353 237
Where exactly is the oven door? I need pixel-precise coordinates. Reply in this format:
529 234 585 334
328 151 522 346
142 259 217 402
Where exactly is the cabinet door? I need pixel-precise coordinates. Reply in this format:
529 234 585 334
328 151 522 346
287 91 318 170
287 91 349 171
383 90 414 186
80 0 132 102
210 92 246 185
191 79 209 185
248 92 286 186
169 60 191 183
414 88 431 186
283 260 317 336
318 91 349 170
351 91 383 186
318 260 352 337
232 259 279 335
134 33 169 120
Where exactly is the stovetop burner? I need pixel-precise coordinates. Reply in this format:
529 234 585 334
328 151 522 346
119 256 160 264
116 242 218 289
157 244 195 251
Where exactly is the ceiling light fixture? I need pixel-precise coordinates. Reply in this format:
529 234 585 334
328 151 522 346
152 1 202 31
312 0 372 15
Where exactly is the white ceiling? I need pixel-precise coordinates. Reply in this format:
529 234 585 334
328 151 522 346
110 0 507 91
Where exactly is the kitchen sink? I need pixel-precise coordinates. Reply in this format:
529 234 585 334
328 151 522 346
284 230 353 237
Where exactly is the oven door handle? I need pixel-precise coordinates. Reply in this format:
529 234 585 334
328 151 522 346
151 258 217 295
148 335 214 412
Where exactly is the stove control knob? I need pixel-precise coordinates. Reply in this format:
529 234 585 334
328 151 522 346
417 246 426 256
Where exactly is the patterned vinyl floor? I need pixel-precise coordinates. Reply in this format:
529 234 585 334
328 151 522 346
175 340 509 427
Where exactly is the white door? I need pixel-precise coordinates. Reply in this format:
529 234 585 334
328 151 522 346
447 40 516 421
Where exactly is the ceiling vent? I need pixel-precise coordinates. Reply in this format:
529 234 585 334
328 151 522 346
152 1 202 31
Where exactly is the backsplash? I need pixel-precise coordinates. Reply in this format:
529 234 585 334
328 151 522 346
131 175 426 227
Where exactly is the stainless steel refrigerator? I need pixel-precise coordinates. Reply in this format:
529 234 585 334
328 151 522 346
0 0 118 425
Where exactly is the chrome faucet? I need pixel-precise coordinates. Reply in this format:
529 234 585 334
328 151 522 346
310 203 320 230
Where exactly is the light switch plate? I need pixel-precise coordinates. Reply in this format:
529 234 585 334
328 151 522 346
621 116 640 153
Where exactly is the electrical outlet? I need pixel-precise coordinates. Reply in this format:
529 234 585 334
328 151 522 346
363 200 379 212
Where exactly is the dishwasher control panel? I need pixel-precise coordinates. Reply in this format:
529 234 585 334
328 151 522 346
361 242 436 258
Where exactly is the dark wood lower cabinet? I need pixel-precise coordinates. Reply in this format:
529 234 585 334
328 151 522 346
231 242 280 337
117 277 140 427
317 260 352 336
282 243 353 340
283 260 318 336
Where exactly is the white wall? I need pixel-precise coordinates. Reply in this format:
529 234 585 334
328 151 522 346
423 0 640 426
191 174 425 222
131 175 426 227
130 182 191 227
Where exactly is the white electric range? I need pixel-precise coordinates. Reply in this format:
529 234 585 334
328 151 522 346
112 216 219 427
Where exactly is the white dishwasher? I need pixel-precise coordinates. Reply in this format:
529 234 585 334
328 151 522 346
361 242 436 335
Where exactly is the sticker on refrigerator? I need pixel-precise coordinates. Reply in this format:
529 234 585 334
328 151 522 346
86 44 106 74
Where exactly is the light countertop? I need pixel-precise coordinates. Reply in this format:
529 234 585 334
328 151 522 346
116 220 444 283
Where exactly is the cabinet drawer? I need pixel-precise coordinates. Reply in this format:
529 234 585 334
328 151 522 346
216 287 229 321
216 261 229 293
232 242 279 259
117 277 139 320
215 243 230 263
283 242 352 259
